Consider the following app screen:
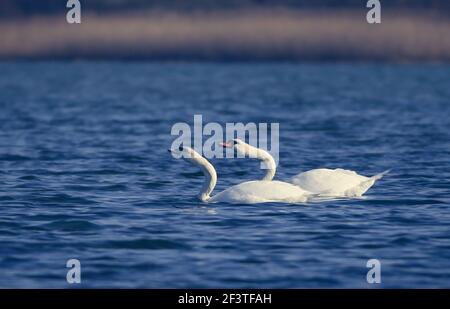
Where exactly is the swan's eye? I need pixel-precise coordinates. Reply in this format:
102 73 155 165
179 146 184 151
233 141 238 145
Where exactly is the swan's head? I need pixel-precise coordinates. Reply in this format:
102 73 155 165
168 145 207 166
168 146 203 163
220 138 259 158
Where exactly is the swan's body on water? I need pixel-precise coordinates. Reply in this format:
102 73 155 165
169 146 311 204
210 181 310 204
221 139 389 197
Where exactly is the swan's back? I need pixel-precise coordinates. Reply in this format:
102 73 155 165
290 168 370 196
210 180 310 204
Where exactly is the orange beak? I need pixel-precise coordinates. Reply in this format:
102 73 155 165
219 142 233 148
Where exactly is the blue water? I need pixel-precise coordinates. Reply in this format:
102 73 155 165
0 62 449 288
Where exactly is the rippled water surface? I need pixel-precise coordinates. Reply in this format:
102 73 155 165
0 62 449 288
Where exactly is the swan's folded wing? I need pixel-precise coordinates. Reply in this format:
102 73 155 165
290 168 369 194
291 168 389 197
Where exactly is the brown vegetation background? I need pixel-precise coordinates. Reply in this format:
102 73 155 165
1 7 450 61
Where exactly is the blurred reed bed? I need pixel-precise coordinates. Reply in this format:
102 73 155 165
1 9 450 61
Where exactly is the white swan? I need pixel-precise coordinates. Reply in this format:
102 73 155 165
169 146 311 204
221 139 389 197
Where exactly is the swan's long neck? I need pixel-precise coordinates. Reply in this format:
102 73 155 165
257 149 276 181
197 157 217 202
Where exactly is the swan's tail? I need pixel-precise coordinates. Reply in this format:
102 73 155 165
344 169 391 197
370 169 391 181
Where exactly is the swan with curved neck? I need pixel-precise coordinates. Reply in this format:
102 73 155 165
169 145 311 204
220 139 276 181
221 139 389 197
